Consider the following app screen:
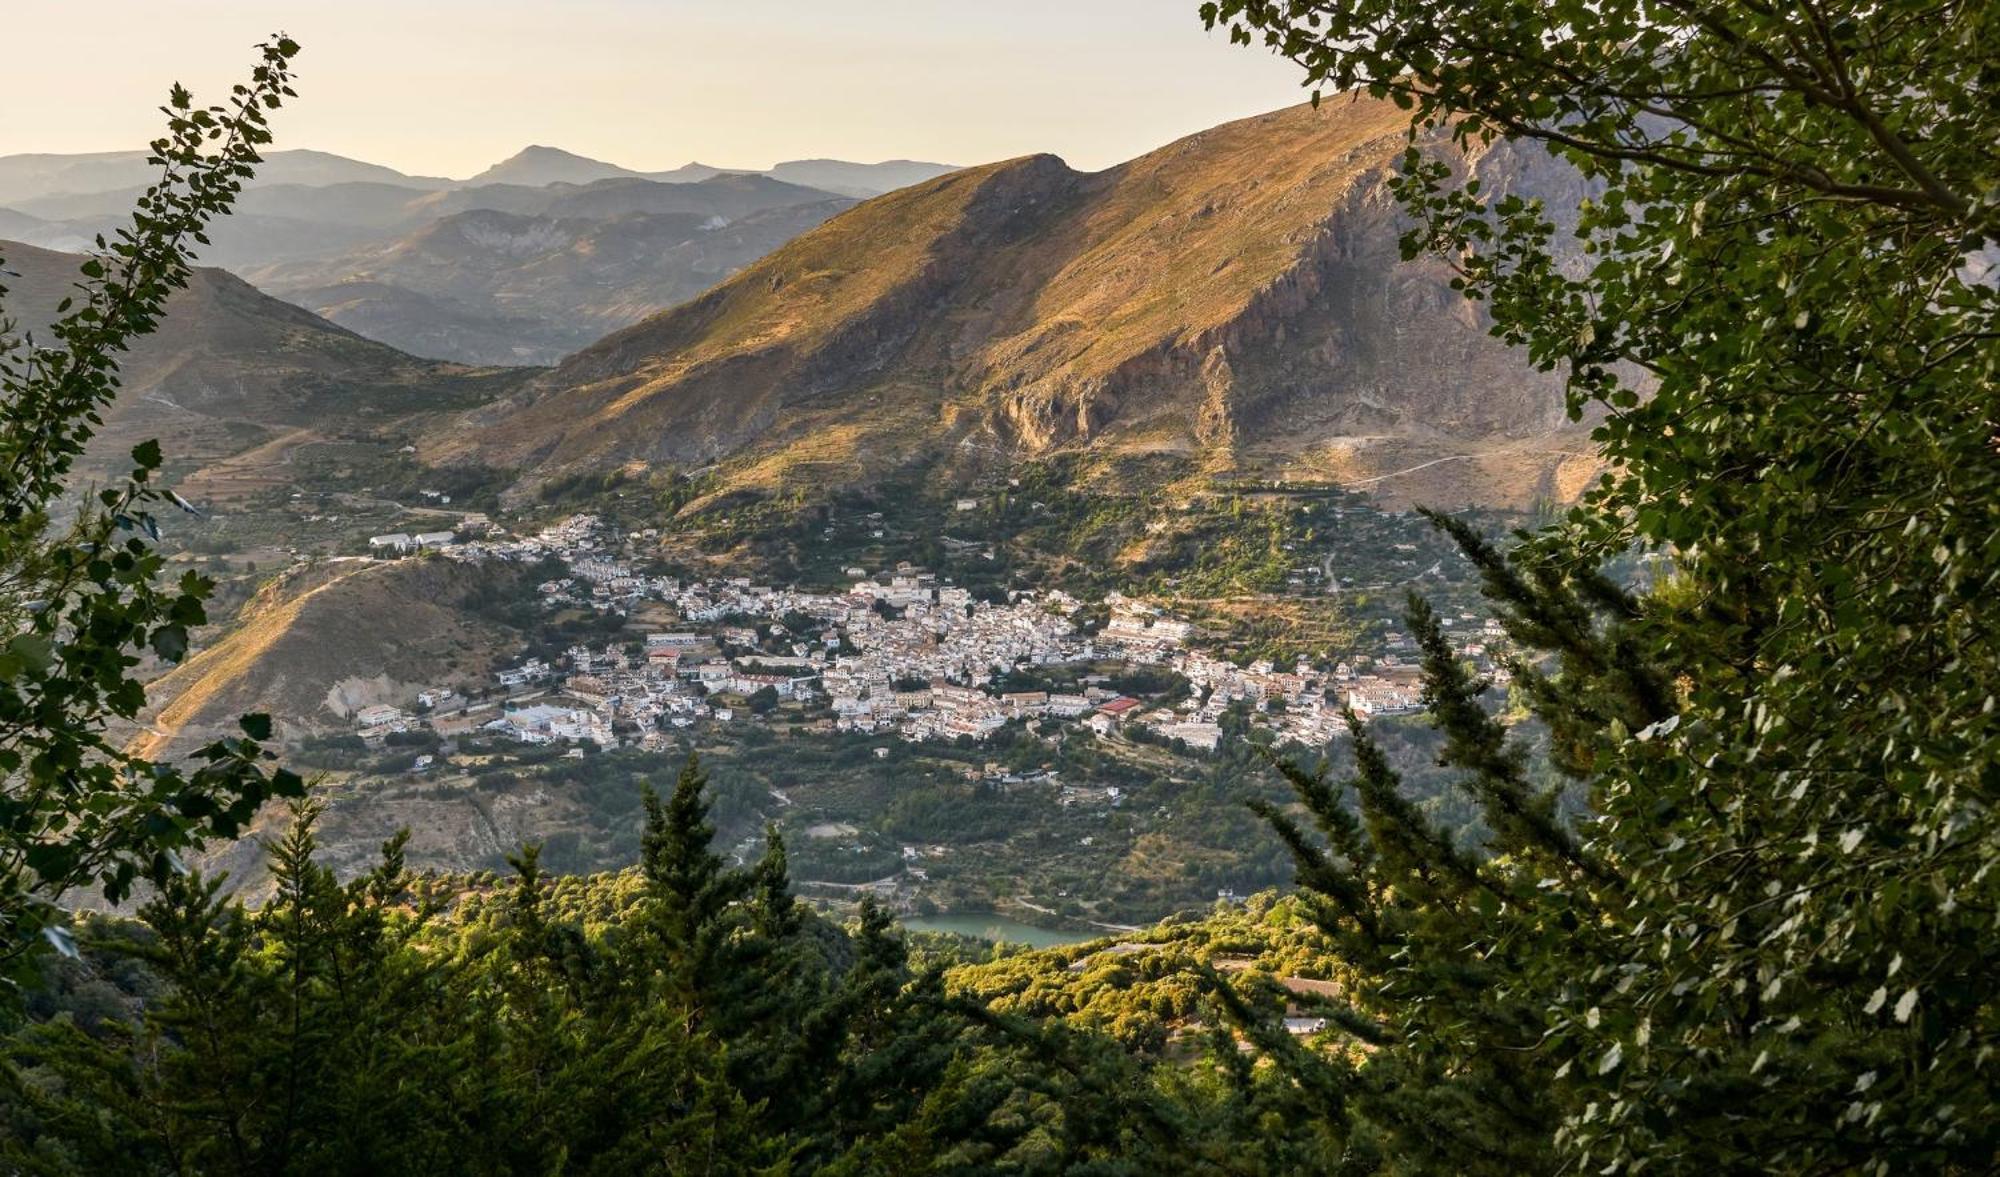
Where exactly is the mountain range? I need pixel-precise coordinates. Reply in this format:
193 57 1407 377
435 96 1598 509
0 145 955 207
0 95 1617 804
7 96 1601 519
1 147 957 365
0 148 451 207
453 145 958 197
239 181 857 364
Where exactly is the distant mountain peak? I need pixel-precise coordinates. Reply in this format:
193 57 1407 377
511 145 593 161
765 158 960 197
461 147 643 189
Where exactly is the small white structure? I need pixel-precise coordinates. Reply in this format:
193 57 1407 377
355 703 410 733
496 658 552 689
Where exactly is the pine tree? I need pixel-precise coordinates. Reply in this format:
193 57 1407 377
641 754 746 971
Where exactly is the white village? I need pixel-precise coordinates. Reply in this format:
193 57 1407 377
347 516 1512 758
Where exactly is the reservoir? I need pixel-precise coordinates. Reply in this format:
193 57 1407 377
900 912 1100 948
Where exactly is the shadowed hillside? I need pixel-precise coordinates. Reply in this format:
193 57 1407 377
0 239 524 486
248 198 855 364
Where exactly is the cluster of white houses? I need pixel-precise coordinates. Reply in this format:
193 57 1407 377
367 529 459 555
351 514 1507 755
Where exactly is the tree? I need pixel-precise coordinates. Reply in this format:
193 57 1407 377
0 749 1265 1171
0 36 304 1000
639 753 743 958
1 805 781 1175
1206 0 1998 1169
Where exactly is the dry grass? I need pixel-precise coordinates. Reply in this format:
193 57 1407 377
133 558 530 758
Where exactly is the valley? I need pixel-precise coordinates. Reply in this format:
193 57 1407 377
13 93 1585 929
2 5 1982 1167
139 466 1531 926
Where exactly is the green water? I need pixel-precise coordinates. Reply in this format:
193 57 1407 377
900 913 1099 948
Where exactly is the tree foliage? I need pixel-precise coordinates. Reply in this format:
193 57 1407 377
0 4 1993 1171
1204 0 1998 1170
0 35 305 1001
1 756 1326 1174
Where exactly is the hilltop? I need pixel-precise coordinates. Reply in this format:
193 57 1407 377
434 97 1598 509
0 239 520 487
460 145 648 188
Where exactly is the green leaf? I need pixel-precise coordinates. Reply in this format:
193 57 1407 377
150 625 188 663
7 634 55 675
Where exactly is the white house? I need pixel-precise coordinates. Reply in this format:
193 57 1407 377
496 658 552 688
355 703 409 733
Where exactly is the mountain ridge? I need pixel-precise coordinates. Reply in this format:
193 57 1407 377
0 146 955 211
434 97 1598 509
0 148 452 206
0 238 520 486
250 198 856 365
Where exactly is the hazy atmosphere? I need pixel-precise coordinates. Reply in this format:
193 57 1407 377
0 0 1309 174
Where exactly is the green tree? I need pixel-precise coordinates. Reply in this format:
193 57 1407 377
639 754 745 972
0 35 304 999
1207 0 1998 1170
0 753 1281 1173
0 805 778 1175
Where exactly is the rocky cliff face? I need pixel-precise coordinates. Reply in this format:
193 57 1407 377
433 97 1600 507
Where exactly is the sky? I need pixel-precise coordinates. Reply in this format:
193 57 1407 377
0 1 1314 178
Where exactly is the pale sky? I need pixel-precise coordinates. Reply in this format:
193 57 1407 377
0 1 1313 178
